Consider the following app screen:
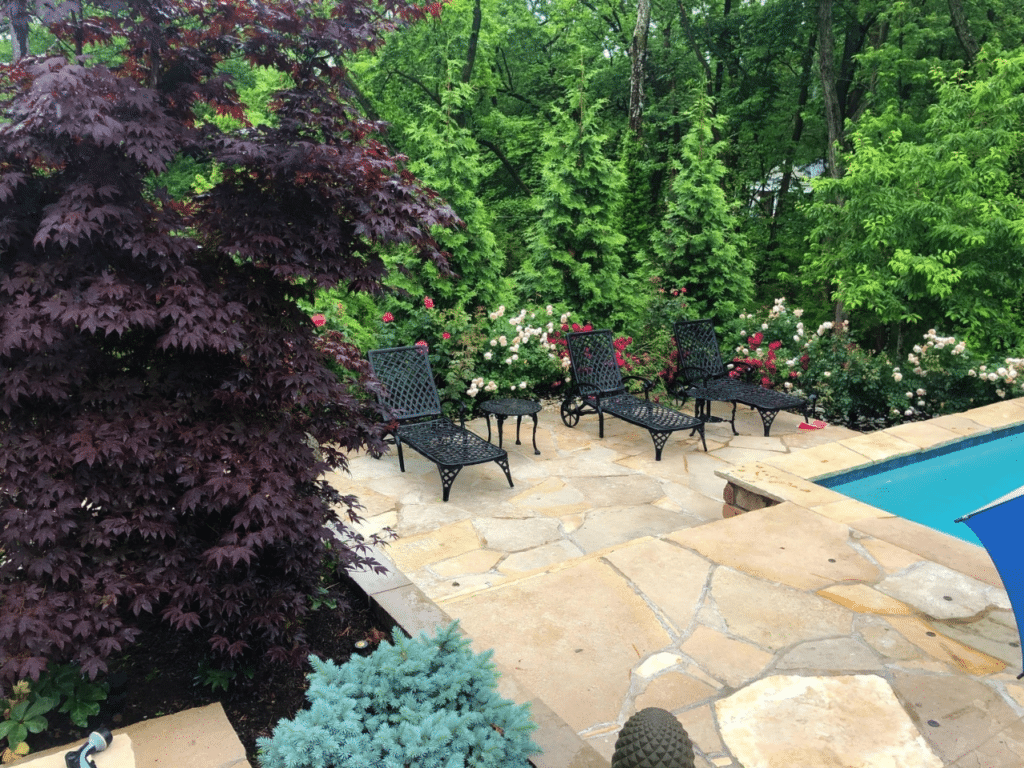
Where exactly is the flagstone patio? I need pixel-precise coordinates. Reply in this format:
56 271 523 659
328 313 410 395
334 397 1024 768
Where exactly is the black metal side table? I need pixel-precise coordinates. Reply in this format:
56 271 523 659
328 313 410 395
479 398 542 455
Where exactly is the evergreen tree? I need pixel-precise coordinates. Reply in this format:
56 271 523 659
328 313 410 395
650 92 753 324
519 80 626 323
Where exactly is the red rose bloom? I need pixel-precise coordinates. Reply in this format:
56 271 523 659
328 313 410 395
415 340 428 347
311 314 326 327
382 312 394 323
442 332 451 340
424 297 434 309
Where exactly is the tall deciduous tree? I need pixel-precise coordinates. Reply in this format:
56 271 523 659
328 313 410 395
0 0 457 687
804 50 1024 352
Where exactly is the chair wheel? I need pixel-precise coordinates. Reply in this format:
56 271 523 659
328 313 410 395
560 397 581 427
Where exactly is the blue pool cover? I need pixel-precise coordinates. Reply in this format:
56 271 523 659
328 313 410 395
957 486 1024 678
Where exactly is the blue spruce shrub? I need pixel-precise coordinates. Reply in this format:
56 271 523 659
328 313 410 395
257 621 540 768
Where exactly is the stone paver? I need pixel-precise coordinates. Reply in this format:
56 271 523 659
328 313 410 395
669 503 879 590
716 675 943 768
337 397 1024 768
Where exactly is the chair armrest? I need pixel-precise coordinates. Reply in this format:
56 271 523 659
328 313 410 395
622 374 655 399
440 397 470 428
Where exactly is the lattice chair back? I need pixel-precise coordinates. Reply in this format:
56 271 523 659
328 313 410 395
673 319 727 385
566 330 625 397
367 345 442 422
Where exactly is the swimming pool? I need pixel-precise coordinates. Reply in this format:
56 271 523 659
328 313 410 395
815 424 1024 546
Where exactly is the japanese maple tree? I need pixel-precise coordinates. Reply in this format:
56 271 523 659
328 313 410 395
0 0 456 688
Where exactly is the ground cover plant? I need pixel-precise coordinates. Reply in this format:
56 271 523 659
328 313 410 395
0 0 457 694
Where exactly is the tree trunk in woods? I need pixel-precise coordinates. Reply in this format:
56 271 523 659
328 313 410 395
947 0 979 64
628 0 651 137
817 0 848 324
461 0 482 84
818 0 842 181
9 0 29 60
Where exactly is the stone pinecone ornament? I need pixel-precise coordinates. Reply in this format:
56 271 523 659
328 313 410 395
611 707 696 768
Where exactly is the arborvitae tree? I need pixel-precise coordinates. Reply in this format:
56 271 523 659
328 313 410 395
650 92 754 325
399 82 511 311
0 0 458 687
518 82 627 323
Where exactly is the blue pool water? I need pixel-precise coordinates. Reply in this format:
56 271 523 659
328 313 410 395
816 424 1024 546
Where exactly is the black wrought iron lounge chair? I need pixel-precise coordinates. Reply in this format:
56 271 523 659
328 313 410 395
560 329 706 458
367 345 513 502
671 319 813 437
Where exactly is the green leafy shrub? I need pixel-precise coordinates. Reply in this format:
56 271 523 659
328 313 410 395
257 622 540 768
1 683 57 755
722 299 1024 426
31 663 108 729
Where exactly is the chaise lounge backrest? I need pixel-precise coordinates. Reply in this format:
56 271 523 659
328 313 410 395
367 345 442 423
566 330 627 398
673 319 728 386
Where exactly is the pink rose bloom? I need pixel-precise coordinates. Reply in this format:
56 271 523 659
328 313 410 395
424 297 434 309
442 332 451 340
311 314 326 327
382 312 394 323
415 340 428 347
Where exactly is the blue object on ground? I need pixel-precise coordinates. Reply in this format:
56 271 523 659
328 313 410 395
957 485 1024 678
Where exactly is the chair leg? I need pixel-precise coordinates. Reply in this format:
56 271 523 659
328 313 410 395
649 431 670 461
495 456 514 489
438 464 463 502
396 436 406 472
728 402 739 435
692 423 707 452
757 408 779 437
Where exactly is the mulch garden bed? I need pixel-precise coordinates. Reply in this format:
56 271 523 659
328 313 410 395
28 578 392 765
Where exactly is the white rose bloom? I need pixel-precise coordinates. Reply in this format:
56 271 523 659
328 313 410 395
997 389 1006 398
546 305 554 315
784 382 793 390
490 339 497 347
762 323 769 330
484 351 492 360
893 372 903 382
510 344 519 353
793 335 800 342
988 372 999 381
968 369 976 376
499 335 508 346
520 382 527 389
505 358 513 365
905 409 914 416
913 345 922 354
824 371 831 377
916 388 926 396
917 400 926 407
488 312 498 320
794 309 804 317
512 354 519 361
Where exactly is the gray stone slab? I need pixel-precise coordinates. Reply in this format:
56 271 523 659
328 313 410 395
774 637 884 672
571 505 700 554
707 567 852 651
564 473 664 507
932 611 1022 668
890 671 1024 764
473 516 562 552
876 561 1011 620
